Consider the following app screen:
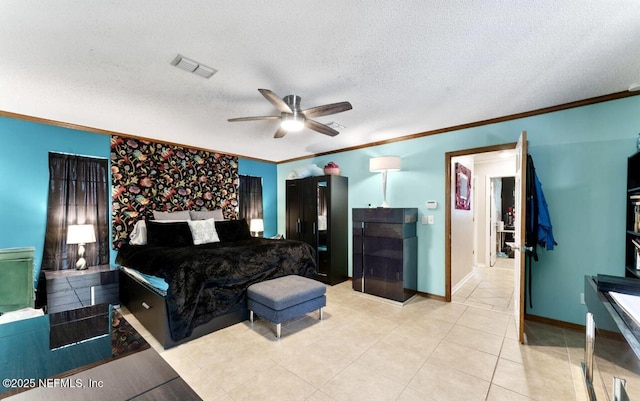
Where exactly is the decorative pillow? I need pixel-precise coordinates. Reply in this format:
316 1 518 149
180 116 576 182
152 210 191 221
214 219 253 242
187 218 220 245
129 220 148 245
146 221 193 247
189 209 224 221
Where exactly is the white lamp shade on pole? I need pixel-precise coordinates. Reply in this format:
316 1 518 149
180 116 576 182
369 156 402 208
369 156 401 172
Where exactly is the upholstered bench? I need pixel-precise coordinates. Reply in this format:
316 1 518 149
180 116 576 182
247 275 326 338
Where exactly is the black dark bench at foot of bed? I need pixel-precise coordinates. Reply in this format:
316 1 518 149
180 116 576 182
119 269 248 349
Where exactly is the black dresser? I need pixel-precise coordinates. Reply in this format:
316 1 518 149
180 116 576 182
352 208 418 302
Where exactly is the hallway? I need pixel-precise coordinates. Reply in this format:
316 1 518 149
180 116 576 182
452 258 514 313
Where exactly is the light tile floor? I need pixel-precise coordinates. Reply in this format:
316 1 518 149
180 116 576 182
452 257 515 313
120 271 590 401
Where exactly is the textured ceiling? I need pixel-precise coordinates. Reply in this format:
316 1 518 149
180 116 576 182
1 1 640 162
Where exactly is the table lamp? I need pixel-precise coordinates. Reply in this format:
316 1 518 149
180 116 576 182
250 219 264 237
67 224 96 270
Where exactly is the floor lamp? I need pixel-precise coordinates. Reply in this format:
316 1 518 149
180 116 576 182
369 156 401 208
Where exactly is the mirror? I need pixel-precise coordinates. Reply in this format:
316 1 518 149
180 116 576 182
317 181 328 251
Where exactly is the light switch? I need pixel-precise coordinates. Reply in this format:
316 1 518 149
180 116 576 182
427 215 434 224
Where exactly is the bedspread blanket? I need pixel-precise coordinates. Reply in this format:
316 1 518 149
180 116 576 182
116 238 317 341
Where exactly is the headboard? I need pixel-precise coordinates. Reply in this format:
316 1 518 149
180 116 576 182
110 135 238 248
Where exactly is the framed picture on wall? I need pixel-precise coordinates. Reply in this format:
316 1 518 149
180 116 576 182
455 162 471 210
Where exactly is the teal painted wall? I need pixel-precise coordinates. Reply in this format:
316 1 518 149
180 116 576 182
277 95 640 326
0 115 277 288
0 117 112 285
237 158 278 237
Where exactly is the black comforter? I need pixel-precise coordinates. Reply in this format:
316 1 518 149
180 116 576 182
116 238 317 341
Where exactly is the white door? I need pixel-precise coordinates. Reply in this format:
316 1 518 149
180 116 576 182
513 131 527 344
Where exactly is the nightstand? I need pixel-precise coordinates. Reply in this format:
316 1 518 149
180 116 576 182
44 265 119 314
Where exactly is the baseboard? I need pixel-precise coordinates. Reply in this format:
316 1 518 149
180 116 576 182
452 270 475 294
524 313 584 332
525 313 626 341
416 291 446 302
346 277 446 302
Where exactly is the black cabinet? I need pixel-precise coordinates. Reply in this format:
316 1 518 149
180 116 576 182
286 175 348 285
352 208 418 302
626 151 640 278
44 265 119 313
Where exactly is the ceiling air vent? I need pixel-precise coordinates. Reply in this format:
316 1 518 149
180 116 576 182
171 54 217 79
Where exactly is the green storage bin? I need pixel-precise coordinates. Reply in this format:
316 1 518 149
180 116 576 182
0 247 35 313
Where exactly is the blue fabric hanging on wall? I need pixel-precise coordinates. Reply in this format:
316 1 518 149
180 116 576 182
526 154 557 308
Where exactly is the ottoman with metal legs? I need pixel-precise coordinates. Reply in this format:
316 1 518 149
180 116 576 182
247 275 326 339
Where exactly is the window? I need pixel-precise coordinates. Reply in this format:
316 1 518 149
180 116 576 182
41 153 109 270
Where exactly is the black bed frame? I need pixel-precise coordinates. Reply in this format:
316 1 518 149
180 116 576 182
119 268 248 349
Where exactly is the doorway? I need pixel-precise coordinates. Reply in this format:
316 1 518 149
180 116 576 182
489 176 515 266
444 132 527 343
449 152 516 311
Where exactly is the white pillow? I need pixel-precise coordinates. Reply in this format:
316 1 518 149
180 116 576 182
129 220 148 245
187 218 220 245
153 210 191 221
189 209 224 221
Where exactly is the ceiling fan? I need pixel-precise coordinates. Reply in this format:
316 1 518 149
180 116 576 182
228 89 352 138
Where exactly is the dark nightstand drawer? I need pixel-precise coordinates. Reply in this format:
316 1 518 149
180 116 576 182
44 265 119 313
76 283 119 306
67 270 118 288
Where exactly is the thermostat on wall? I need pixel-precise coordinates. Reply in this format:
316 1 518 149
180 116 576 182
426 200 438 209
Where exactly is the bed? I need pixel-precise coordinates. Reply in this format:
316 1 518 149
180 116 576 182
115 218 317 348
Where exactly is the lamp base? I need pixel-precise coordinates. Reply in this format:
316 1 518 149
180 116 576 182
75 257 88 270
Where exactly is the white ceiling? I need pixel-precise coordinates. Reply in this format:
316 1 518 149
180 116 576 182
1 1 640 162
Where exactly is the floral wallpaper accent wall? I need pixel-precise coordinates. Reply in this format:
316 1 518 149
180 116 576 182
111 135 238 248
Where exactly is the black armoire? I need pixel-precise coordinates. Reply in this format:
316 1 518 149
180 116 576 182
352 208 418 302
286 175 348 285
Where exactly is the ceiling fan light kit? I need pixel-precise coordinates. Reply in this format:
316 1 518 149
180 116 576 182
228 88 352 138
280 114 304 132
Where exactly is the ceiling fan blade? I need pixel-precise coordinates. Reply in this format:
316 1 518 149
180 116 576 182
305 119 339 137
273 127 287 139
258 89 292 113
301 101 352 118
227 116 280 122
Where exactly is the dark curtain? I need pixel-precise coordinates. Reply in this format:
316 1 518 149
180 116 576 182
239 175 263 224
42 153 109 271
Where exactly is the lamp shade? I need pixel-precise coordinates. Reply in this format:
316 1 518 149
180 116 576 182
250 219 264 233
67 224 96 245
369 156 401 172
